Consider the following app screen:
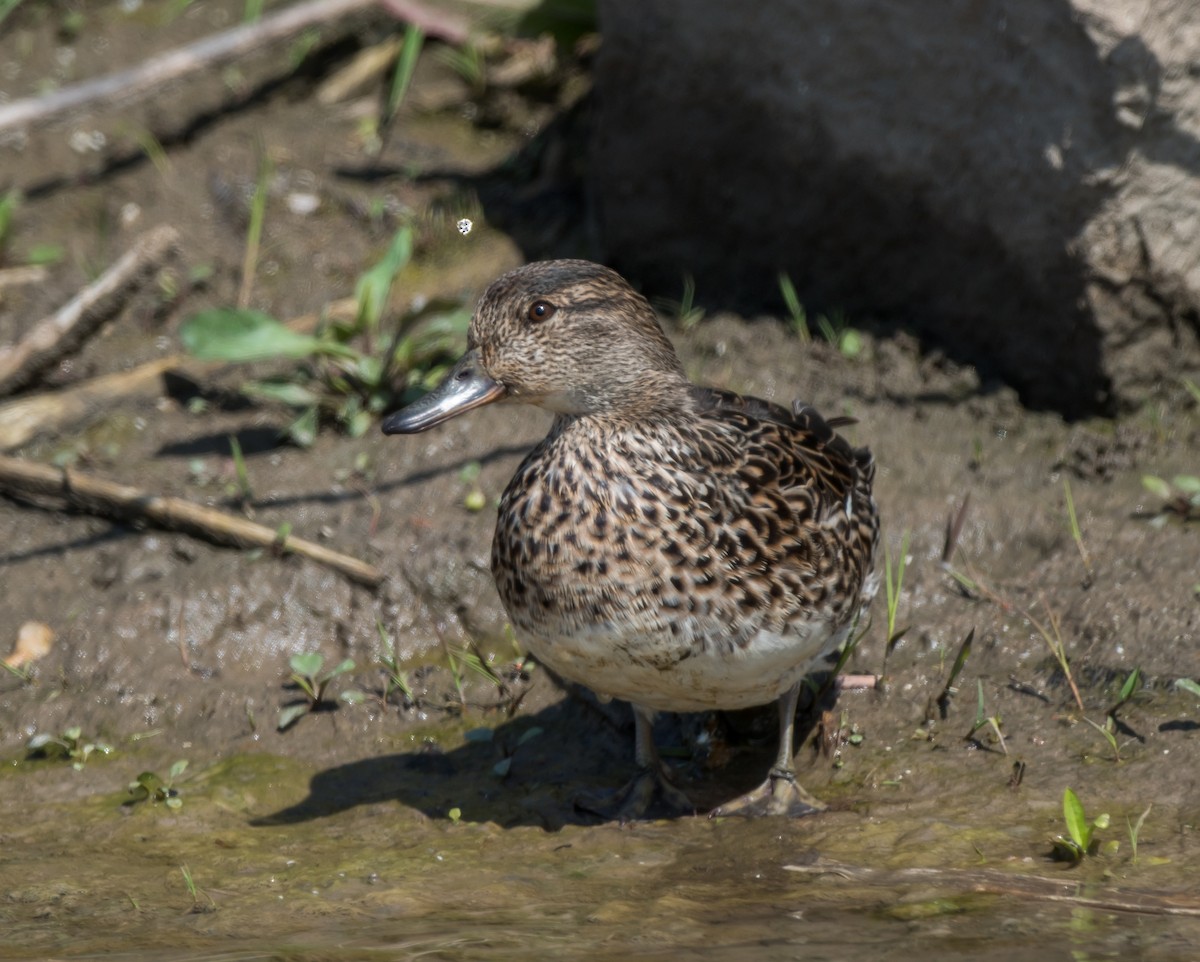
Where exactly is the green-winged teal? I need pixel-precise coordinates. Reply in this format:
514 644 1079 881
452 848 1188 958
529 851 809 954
383 260 879 818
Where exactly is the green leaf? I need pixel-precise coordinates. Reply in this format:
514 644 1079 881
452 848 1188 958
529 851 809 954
277 703 310 731
26 243 64 265
1141 475 1173 501
169 759 189 780
1174 678 1200 699
181 309 325 362
516 726 543 746
492 757 512 777
242 379 321 408
285 406 319 448
1062 788 1088 850
289 652 324 678
355 227 413 330
1173 475 1200 495
1118 667 1140 703
324 658 356 679
339 689 365 705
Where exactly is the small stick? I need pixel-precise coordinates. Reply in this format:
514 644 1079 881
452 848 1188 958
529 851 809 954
0 225 179 396
0 454 384 588
0 297 357 451
0 265 49 292
0 0 469 136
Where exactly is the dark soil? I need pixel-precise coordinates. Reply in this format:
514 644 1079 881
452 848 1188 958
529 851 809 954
1 3 1199 957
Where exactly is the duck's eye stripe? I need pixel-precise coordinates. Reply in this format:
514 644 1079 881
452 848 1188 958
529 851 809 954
528 300 557 322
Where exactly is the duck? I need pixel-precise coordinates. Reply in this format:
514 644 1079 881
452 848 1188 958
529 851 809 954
382 259 879 818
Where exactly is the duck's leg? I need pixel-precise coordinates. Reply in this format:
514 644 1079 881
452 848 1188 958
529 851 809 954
575 704 696 820
710 682 826 818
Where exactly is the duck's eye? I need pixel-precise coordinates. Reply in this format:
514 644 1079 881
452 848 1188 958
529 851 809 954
527 300 556 322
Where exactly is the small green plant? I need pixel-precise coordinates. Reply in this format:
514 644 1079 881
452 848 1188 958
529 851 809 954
1062 476 1093 583
227 434 254 508
963 679 1007 754
459 461 486 512
1127 803 1151 863
815 308 863 359
237 149 271 309
26 727 114 770
277 653 363 730
377 619 416 708
655 273 705 331
1026 598 1085 714
1083 666 1140 762
437 42 487 96
1176 677 1200 699
778 272 809 341
127 760 188 809
385 24 425 123
931 628 974 721
180 226 471 446
1052 788 1109 862
180 864 215 913
1141 474 1200 526
883 531 910 651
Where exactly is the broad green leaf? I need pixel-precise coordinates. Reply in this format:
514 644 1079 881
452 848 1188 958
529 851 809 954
1141 475 1173 501
181 309 324 362
1173 475 1200 495
243 379 321 407
1174 678 1200 699
325 658 356 679
1063 788 1088 849
277 703 310 731
285 406 319 448
169 759 189 780
1118 667 1140 703
339 689 365 705
289 652 324 678
355 227 413 330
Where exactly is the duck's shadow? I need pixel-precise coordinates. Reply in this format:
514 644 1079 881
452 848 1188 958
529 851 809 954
252 694 827 832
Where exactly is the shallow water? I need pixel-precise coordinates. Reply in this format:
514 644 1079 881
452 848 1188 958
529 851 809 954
3 751 1197 962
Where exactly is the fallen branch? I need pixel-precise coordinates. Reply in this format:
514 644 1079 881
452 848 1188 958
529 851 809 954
0 297 357 451
0 225 179 397
0 0 470 136
0 265 49 292
0 454 384 588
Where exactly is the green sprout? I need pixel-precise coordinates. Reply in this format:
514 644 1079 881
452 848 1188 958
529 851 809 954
778 272 809 341
654 273 705 331
1062 476 1093 583
385 24 425 123
180 226 470 447
277 653 363 730
1052 788 1110 862
26 726 114 770
127 760 189 809
963 678 1007 754
1141 474 1200 526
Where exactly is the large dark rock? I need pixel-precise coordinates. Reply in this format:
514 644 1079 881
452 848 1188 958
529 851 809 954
591 0 1200 416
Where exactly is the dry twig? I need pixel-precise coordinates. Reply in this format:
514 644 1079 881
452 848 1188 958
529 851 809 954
0 225 179 396
0 297 356 451
0 0 471 137
0 454 384 588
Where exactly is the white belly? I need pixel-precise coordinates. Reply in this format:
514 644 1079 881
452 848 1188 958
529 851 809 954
520 617 846 713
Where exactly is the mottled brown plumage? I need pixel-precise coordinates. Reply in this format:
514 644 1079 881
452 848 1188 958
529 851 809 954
383 259 879 818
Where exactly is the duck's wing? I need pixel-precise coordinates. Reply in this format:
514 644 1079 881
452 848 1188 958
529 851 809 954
689 386 872 512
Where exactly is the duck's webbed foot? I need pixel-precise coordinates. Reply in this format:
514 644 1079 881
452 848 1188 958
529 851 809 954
709 765 825 818
574 763 696 821
574 703 696 821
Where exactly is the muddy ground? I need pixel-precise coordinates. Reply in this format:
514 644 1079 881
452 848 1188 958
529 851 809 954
0 2 1199 959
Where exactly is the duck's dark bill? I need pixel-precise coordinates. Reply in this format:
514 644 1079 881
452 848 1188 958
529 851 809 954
381 350 506 434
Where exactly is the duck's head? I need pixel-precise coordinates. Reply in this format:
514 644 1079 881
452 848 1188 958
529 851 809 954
381 259 688 434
